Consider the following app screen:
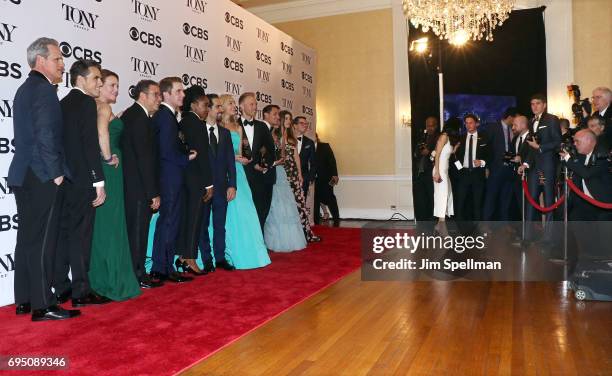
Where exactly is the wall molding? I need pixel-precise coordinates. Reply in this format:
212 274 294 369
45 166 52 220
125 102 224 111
338 175 411 182
248 0 392 23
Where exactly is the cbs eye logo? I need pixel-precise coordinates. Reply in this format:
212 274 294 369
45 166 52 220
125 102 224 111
224 11 244 29
129 26 162 48
128 85 137 99
224 58 244 73
183 22 208 40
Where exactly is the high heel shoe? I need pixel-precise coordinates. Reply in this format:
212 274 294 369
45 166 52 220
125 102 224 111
175 258 205 276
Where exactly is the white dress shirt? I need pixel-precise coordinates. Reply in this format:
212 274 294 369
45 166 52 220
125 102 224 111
206 122 219 143
564 151 594 198
241 116 255 149
533 114 542 132
516 131 528 155
463 131 485 168
599 106 609 117
297 134 304 153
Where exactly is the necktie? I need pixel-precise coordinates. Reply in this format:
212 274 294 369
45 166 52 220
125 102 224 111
297 136 302 142
209 126 218 155
468 134 474 169
517 135 523 154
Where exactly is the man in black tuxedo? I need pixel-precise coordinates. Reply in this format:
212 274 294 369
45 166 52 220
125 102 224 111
150 77 196 283
9 37 81 321
512 115 532 220
454 114 490 221
200 94 236 272
238 92 275 231
314 134 340 226
121 80 162 289
53 60 110 308
262 104 279 132
591 87 611 146
483 108 518 221
294 116 317 198
586 115 610 152
523 94 561 241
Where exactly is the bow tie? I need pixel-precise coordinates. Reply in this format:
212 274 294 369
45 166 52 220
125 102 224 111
244 120 254 126
297 136 303 141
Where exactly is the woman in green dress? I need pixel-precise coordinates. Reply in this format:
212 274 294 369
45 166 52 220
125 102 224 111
88 69 141 301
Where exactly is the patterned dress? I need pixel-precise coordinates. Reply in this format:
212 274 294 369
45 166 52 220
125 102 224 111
284 142 316 241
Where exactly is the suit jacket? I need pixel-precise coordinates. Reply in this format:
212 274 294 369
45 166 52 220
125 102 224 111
238 118 276 186
528 112 561 174
567 147 612 204
487 120 514 171
179 112 213 190
299 135 317 184
597 107 612 148
152 105 189 179
208 125 236 192
120 102 159 200
315 142 337 183
455 131 491 175
60 89 104 188
8 70 67 186
511 132 531 167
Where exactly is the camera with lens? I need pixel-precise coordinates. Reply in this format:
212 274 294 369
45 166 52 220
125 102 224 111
560 138 577 160
567 85 592 125
503 151 517 167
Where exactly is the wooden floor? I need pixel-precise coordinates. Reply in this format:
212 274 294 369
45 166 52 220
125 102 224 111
181 271 612 375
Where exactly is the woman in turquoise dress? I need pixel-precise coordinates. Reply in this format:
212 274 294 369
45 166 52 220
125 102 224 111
89 69 141 301
264 122 307 252
214 94 271 269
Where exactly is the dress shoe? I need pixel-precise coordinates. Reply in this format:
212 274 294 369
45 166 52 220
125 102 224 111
150 271 168 281
16 303 31 315
72 292 112 307
56 289 72 304
140 274 164 288
32 305 81 322
216 260 235 271
175 258 206 276
203 262 216 273
308 235 322 243
166 272 193 283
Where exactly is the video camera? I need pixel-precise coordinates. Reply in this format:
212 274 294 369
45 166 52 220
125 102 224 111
567 85 592 125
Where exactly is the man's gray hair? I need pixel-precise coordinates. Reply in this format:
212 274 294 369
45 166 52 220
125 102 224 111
593 86 612 100
26 37 59 68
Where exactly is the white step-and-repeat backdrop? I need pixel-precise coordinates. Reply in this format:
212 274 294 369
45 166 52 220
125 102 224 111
0 0 316 307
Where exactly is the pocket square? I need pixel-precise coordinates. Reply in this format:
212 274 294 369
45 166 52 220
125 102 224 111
304 145 311 148
538 126 548 129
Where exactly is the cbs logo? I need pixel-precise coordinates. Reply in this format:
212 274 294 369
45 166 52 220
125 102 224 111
224 58 244 73
182 23 208 40
59 41 102 63
224 12 244 29
182 74 208 89
129 26 162 48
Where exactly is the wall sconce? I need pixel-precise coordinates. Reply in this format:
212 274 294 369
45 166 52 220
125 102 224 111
401 114 411 128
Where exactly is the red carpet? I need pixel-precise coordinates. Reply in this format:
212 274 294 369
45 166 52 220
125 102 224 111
0 226 361 375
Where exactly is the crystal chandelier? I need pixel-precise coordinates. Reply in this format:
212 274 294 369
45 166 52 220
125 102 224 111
402 0 515 44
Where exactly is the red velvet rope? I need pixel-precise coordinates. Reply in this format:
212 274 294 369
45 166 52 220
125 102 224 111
566 179 612 209
521 179 566 213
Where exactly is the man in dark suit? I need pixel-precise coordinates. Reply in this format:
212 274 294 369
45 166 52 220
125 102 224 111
483 108 518 221
591 87 612 147
586 115 610 152
238 92 276 231
454 114 490 221
200 94 236 272
121 80 162 289
314 134 340 226
177 86 213 273
512 115 532 220
9 37 81 321
294 116 317 197
150 77 196 283
54 59 110 308
523 94 561 241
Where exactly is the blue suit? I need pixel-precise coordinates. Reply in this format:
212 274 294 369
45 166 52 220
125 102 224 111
151 104 189 275
9 71 68 310
483 121 515 220
199 124 236 265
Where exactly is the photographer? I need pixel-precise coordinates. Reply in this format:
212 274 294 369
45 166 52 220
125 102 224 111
560 129 612 221
586 115 610 152
413 116 440 220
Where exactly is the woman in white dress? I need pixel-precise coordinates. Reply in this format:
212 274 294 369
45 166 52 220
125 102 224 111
432 122 460 232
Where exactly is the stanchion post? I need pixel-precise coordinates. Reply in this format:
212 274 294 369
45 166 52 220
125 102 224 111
563 166 569 261
522 173 526 241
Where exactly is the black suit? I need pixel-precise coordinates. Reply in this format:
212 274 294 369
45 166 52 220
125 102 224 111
54 89 105 299
314 142 339 224
239 117 276 230
298 135 316 196
121 102 159 281
567 149 612 221
8 71 68 310
454 131 490 221
177 112 213 259
524 113 561 240
511 132 531 220
483 121 515 220
596 107 612 149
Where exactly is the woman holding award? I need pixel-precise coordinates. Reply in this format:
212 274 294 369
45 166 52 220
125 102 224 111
216 94 271 269
281 111 319 242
